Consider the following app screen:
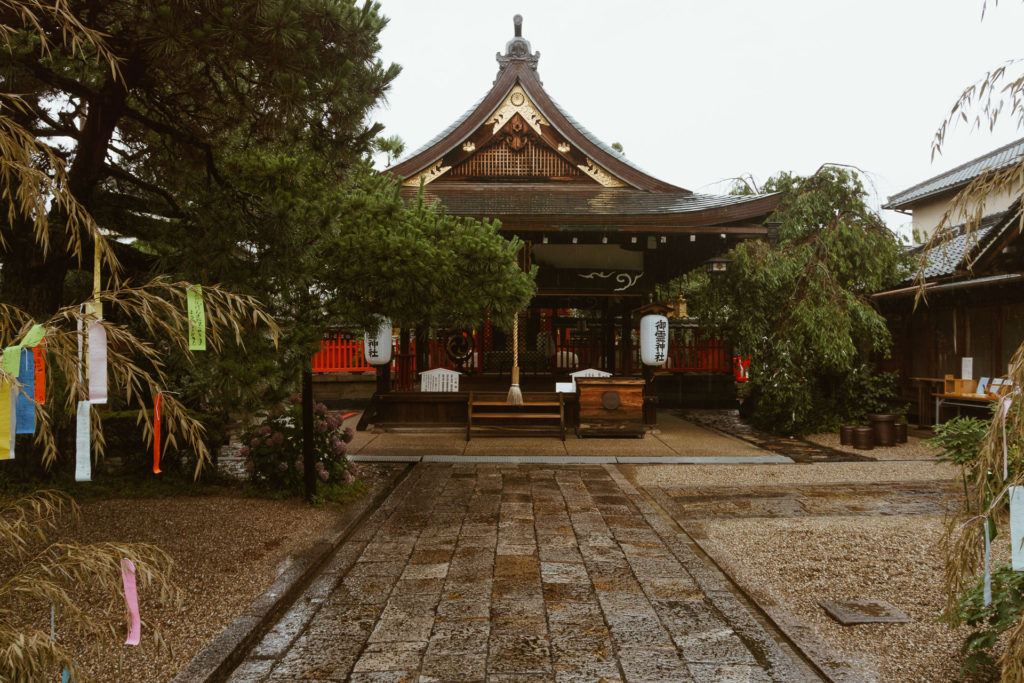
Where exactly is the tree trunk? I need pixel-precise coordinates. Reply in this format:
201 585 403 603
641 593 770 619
302 363 316 502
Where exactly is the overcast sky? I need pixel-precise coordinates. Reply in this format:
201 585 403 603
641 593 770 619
370 0 1024 238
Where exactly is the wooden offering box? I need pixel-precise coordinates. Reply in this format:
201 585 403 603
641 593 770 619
575 377 646 438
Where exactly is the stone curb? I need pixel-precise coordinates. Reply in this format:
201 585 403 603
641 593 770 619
349 453 793 464
170 464 412 683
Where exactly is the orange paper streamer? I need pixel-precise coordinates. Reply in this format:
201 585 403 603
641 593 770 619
153 393 162 474
32 343 44 405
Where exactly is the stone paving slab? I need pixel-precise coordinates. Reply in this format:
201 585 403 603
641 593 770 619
227 464 817 682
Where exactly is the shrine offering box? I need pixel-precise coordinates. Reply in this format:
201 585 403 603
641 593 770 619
575 377 646 438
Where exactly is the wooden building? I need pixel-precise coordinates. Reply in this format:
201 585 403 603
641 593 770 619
876 140 1024 424
337 16 780 427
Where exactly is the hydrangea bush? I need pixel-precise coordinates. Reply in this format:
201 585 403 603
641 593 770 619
240 396 356 493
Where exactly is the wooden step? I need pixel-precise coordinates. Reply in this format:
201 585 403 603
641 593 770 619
472 412 561 419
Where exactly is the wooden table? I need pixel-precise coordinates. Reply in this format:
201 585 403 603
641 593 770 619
933 392 995 425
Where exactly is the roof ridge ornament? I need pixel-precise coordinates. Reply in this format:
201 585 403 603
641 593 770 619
497 14 540 76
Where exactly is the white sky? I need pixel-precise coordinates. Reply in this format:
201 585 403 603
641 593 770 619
370 0 1024 239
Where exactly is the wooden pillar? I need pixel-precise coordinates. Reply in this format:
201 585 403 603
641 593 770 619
603 301 616 374
398 328 412 391
620 299 633 375
415 326 430 376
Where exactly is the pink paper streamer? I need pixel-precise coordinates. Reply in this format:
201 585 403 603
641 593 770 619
120 558 141 646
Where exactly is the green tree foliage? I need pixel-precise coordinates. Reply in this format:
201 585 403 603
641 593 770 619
679 167 908 434
1 0 400 315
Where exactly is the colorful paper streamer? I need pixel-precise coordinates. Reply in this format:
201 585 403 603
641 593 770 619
87 321 107 404
187 285 206 351
75 400 91 482
1011 486 1024 572
32 344 45 405
14 348 34 434
121 558 141 646
153 393 162 475
1 347 19 459
0 382 13 461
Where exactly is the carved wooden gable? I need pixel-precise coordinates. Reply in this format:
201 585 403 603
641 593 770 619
403 85 625 187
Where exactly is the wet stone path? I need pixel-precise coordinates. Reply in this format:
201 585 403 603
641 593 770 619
229 464 815 682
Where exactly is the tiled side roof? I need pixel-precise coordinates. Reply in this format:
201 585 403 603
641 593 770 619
906 211 1008 280
885 137 1024 209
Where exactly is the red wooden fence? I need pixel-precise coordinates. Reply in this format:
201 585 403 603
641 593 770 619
313 331 731 375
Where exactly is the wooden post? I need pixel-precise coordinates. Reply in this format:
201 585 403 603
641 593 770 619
376 361 391 395
302 363 316 502
603 302 616 374
398 328 411 391
620 299 632 375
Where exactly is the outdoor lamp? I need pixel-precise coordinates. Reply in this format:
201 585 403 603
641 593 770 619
363 317 393 366
706 256 730 275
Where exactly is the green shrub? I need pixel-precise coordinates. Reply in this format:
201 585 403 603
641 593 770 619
954 563 1024 680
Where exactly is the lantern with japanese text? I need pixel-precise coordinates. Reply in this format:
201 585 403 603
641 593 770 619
639 314 669 366
363 318 393 366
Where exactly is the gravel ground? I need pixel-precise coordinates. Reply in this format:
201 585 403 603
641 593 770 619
806 432 942 461
700 514 967 682
18 466 395 682
631 460 958 488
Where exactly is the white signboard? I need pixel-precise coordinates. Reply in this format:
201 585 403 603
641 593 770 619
640 314 669 366
363 318 392 366
420 368 460 392
962 357 973 381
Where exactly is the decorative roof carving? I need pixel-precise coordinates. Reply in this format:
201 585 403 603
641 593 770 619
577 158 626 188
401 160 451 187
489 85 548 136
496 14 540 76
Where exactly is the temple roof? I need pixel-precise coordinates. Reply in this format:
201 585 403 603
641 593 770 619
402 184 779 227
386 15 779 225
885 137 1024 210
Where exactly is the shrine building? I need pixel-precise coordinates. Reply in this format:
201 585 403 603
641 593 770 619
318 16 780 429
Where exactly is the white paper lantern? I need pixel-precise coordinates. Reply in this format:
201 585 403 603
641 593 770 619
363 318 393 366
640 314 669 366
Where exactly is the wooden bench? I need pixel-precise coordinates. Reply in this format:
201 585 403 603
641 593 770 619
466 391 565 441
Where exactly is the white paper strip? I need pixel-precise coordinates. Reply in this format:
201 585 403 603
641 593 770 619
75 400 91 482
87 321 107 404
1011 486 1024 572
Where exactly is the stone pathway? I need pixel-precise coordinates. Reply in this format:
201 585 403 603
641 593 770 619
680 410 872 463
228 464 817 682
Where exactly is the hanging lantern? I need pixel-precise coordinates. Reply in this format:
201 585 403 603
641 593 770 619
639 314 669 367
363 318 393 366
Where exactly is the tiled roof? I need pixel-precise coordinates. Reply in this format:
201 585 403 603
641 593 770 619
885 137 1024 209
907 211 1008 280
543 93 652 179
401 184 777 217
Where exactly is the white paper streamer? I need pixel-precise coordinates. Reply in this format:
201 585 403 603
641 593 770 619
1011 486 1024 572
984 516 992 606
87 321 107 404
999 395 1012 481
75 400 91 482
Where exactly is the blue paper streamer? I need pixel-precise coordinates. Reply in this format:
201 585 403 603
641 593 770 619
14 348 34 434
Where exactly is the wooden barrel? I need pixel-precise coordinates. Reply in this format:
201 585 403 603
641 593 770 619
839 425 856 445
895 422 908 444
852 426 874 450
868 414 897 447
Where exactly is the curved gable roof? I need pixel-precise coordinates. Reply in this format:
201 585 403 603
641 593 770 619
386 23 684 192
